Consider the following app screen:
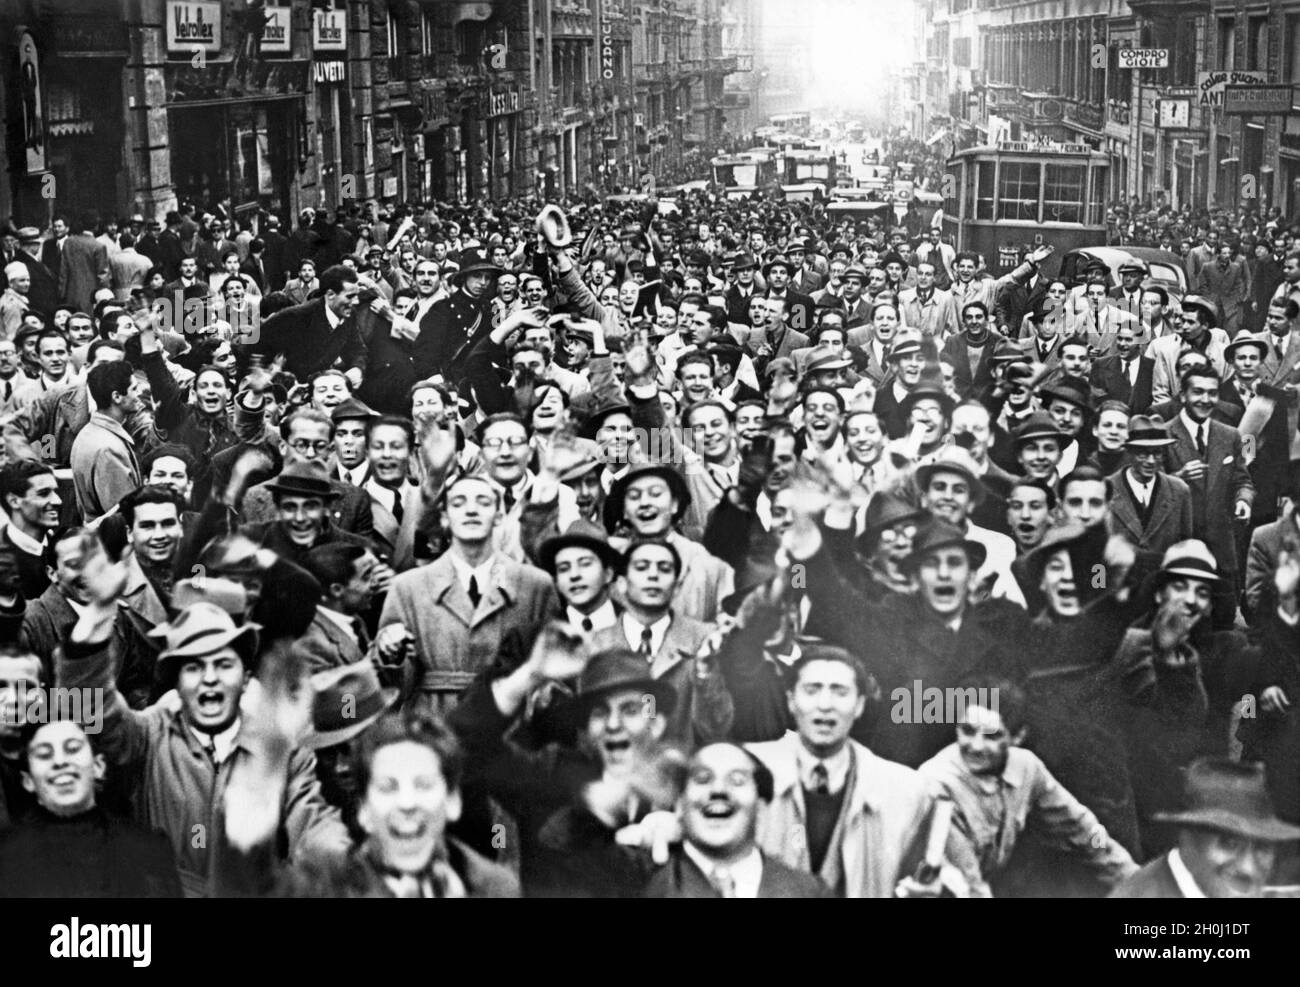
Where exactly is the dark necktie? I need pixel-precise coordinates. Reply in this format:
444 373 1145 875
1197 424 1208 460
468 574 482 609
811 762 830 795
503 486 516 512
2 378 10 402
389 487 404 524
581 616 593 633
1277 340 1286 363
638 626 653 658
1124 357 1135 384
351 617 371 650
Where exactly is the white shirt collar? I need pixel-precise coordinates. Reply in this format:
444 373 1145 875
449 552 495 596
567 599 618 633
622 611 671 657
341 461 369 485
1166 848 1207 898
189 717 241 764
4 522 45 557
682 842 764 898
324 301 341 330
1179 410 1207 442
795 742 851 795
318 604 358 644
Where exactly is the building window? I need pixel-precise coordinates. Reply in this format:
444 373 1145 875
421 11 436 57
953 37 970 67
976 161 996 220
1288 15 1300 82
1247 16 1267 71
1217 17 1235 71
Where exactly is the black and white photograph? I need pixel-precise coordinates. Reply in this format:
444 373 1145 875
0 0 1294 964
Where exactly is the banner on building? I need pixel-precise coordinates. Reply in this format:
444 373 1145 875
17 32 46 175
166 1 222 52
1223 85 1295 116
261 4 292 54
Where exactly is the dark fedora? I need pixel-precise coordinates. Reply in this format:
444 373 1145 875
857 492 928 554
762 255 796 279
538 518 623 574
451 246 503 284
729 251 758 271
1012 411 1070 448
263 460 340 501
1021 519 1109 601
900 518 987 573
567 648 678 725
579 394 633 440
330 395 380 424
604 462 691 531
914 447 987 505
1125 415 1176 449
1038 375 1093 413
1153 758 1300 843
900 375 956 418
302 660 400 751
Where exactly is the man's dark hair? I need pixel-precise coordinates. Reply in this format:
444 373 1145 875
961 300 989 319
474 411 530 445
365 414 415 448
303 542 368 593
624 537 683 578
1141 285 1169 307
1268 297 1300 319
676 351 714 379
352 707 464 795
119 484 186 527
317 264 359 296
1059 337 1090 357
280 407 336 442
791 645 874 702
684 398 735 429
1008 477 1057 510
86 338 125 365
142 443 197 480
956 674 1028 736
1057 465 1107 502
0 461 54 508
86 361 135 408
1180 366 1222 393
801 385 846 413
42 526 87 572
702 305 729 331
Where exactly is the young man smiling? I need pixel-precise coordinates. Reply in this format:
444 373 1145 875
0 461 61 599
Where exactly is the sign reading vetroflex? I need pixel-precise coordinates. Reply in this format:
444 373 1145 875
261 4 291 54
313 9 347 52
166 1 222 52
1223 85 1295 115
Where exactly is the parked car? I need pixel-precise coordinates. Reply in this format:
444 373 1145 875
1058 246 1188 297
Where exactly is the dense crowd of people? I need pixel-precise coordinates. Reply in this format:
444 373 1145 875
0 167 1298 900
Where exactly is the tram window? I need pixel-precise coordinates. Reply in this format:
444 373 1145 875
998 162 1040 222
976 162 996 220
1043 164 1085 224
1088 167 1108 224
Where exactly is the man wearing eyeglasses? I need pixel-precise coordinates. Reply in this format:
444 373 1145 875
237 408 375 541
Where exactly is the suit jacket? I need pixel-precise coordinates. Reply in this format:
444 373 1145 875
1107 286 1145 323
766 289 816 335
296 607 367 674
379 551 560 688
1077 305 1140 356
1163 416 1255 576
747 732 987 898
239 256 268 292
1244 506 1299 624
1145 329 1230 406
724 283 760 324
1106 469 1194 575
70 412 141 522
1196 260 1249 321
363 479 421 559
898 286 959 339
40 237 63 284
1108 853 1185 899
940 333 998 399
641 847 833 898
792 268 824 294
1091 353 1155 413
58 233 110 313
251 298 367 381
589 614 733 746
358 316 421 416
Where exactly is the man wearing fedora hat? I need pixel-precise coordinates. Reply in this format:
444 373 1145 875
446 631 685 895
1110 758 1300 897
538 518 623 635
1010 412 1070 488
11 226 59 318
1106 414 1194 585
241 458 375 565
1037 375 1094 478
1222 331 1292 526
1147 296 1230 406
59 536 350 897
762 255 815 334
916 447 1024 607
723 252 760 325
871 329 928 439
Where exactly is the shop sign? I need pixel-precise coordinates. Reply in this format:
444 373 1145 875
487 90 520 117
314 60 346 83
261 4 292 54
167 1 222 52
313 9 347 52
